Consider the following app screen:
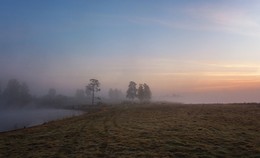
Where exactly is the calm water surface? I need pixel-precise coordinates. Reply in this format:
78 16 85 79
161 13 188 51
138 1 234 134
0 108 84 132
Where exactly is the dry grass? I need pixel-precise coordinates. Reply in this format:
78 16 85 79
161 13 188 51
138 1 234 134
0 103 260 157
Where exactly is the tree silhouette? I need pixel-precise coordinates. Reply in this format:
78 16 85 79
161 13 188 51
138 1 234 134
143 83 152 102
86 79 101 105
3 79 21 105
137 84 144 102
20 82 31 105
126 81 137 102
2 79 32 106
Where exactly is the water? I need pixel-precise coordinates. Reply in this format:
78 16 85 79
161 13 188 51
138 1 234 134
0 108 84 132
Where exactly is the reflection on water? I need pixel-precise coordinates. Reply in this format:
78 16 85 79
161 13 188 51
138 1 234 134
0 109 84 132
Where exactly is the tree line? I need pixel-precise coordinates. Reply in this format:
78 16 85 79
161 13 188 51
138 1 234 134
0 78 152 108
126 81 152 103
0 79 31 106
85 80 152 104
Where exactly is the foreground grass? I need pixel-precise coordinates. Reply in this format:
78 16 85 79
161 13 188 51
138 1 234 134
0 103 260 157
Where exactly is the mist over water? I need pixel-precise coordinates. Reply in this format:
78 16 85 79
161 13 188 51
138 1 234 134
0 107 83 132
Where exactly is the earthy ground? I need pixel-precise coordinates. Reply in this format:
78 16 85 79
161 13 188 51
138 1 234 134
0 103 260 158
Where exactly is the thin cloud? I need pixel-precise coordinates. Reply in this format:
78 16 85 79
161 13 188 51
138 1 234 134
183 5 260 36
129 4 260 37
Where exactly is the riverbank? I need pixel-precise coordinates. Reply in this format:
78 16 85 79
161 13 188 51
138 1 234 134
0 104 105 133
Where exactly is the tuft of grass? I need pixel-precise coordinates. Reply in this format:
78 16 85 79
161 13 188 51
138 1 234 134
0 103 259 157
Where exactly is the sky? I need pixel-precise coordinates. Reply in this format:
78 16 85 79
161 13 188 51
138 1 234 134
1 0 260 103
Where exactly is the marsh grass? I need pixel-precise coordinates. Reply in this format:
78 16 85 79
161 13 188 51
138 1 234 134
0 103 259 157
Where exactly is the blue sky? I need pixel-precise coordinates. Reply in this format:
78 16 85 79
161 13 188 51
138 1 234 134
1 0 260 103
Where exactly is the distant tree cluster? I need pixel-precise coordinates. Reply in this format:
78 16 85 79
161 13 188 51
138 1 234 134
41 79 102 107
0 79 32 106
40 88 71 107
126 81 152 103
0 77 153 108
0 78 104 109
41 78 102 107
75 89 85 99
108 88 124 103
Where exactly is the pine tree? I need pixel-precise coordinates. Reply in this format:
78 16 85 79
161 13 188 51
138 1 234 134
86 79 101 105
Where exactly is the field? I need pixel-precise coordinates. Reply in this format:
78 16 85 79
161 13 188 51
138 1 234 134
0 103 260 157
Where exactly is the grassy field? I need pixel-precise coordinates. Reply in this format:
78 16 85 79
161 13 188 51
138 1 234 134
0 103 259 157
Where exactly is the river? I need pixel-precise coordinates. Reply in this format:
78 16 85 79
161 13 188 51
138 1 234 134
0 108 84 132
